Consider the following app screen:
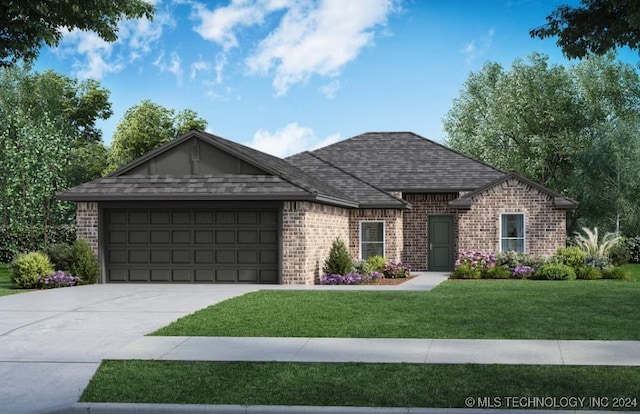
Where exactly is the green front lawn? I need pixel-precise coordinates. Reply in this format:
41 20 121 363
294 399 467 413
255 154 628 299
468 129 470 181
621 263 640 282
0 264 20 297
80 360 640 410
153 278 640 340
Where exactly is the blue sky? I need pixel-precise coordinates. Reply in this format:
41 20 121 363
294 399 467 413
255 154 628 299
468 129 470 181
35 0 605 157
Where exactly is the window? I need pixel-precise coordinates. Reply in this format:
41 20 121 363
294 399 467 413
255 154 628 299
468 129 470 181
501 213 525 252
360 221 384 260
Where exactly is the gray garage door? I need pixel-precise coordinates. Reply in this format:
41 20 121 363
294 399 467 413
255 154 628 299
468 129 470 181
105 208 279 283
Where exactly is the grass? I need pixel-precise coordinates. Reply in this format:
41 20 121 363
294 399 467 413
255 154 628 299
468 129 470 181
153 278 640 340
621 263 640 282
0 263 20 297
80 360 640 410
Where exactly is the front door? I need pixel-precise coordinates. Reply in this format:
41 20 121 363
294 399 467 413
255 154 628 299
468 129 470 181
428 215 455 271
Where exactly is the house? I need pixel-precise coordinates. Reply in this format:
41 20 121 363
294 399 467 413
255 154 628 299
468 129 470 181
57 130 577 284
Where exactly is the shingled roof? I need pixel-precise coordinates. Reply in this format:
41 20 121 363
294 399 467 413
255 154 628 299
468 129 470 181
305 132 505 192
58 131 358 207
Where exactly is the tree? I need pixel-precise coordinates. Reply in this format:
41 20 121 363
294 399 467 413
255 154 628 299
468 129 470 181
443 53 640 234
108 100 208 171
0 66 112 260
530 0 640 59
0 0 154 67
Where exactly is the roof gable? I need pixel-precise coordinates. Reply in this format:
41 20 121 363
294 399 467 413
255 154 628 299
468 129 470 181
448 172 578 210
305 132 505 192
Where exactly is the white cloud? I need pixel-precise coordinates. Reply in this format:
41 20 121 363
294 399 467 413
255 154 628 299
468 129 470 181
249 122 341 157
59 30 123 79
461 29 495 65
190 57 212 80
320 79 340 99
154 51 184 85
191 0 397 96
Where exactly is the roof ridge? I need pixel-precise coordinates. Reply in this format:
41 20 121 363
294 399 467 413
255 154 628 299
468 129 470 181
306 151 409 207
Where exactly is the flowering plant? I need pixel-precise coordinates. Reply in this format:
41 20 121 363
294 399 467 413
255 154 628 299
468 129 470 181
320 273 368 285
512 265 534 279
455 250 496 271
382 261 411 279
37 271 78 289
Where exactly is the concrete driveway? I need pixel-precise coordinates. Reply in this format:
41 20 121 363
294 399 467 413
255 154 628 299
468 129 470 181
0 284 260 414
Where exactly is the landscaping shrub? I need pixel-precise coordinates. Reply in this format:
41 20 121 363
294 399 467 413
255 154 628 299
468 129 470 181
45 243 74 271
608 240 631 266
483 266 512 279
10 251 55 289
322 238 353 276
495 251 526 269
320 273 367 285
512 265 534 279
575 266 602 280
554 246 586 269
532 263 576 280
69 239 99 284
584 254 609 270
601 266 632 281
382 261 411 278
352 260 372 276
456 250 496 272
574 227 619 258
38 271 79 289
365 255 386 272
0 224 75 263
626 236 640 263
450 263 481 279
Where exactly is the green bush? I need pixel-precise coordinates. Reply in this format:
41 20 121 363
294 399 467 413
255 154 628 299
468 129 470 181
365 255 386 272
601 266 632 281
322 238 353 276
532 263 576 281
554 246 586 269
609 240 631 266
352 260 372 276
584 254 609 270
626 236 640 263
482 266 512 279
69 239 99 284
10 252 54 289
0 224 75 263
575 266 602 280
45 243 74 271
450 264 481 279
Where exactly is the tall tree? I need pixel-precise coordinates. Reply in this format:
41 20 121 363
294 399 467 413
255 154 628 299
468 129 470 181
0 67 112 259
443 53 640 234
108 100 208 171
0 0 154 67
530 0 640 59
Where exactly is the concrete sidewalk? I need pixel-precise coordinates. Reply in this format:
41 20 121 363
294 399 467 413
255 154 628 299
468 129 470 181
108 336 640 366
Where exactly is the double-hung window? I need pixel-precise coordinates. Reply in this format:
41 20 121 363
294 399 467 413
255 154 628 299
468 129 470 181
360 221 384 260
501 213 525 252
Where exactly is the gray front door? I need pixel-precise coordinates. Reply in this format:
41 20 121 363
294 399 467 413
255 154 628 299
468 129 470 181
428 215 455 271
105 208 279 283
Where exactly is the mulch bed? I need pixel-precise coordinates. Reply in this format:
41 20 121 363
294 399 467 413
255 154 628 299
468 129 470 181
363 275 416 285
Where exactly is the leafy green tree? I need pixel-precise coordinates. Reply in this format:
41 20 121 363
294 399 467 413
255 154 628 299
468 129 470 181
530 0 640 59
0 66 112 260
0 0 155 67
443 53 640 234
108 100 208 171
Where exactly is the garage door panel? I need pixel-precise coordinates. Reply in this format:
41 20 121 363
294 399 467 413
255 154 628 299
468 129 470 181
129 269 149 281
150 250 170 264
129 250 148 263
172 269 191 281
151 269 170 281
238 250 258 264
129 211 148 225
238 231 258 244
129 231 148 244
105 208 279 284
238 269 257 282
216 269 236 282
150 231 170 244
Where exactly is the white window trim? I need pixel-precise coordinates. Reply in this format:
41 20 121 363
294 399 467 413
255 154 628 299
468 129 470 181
359 220 385 260
499 213 526 253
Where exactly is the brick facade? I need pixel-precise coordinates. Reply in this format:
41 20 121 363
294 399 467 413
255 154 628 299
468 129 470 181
76 202 99 256
281 201 349 284
401 193 459 271
457 178 566 256
348 209 403 262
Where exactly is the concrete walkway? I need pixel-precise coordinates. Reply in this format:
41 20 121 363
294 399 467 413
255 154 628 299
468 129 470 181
109 336 640 366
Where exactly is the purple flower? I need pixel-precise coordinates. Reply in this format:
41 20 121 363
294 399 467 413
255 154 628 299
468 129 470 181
38 271 78 289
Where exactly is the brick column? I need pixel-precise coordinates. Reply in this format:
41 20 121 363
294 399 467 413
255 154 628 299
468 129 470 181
76 202 99 256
